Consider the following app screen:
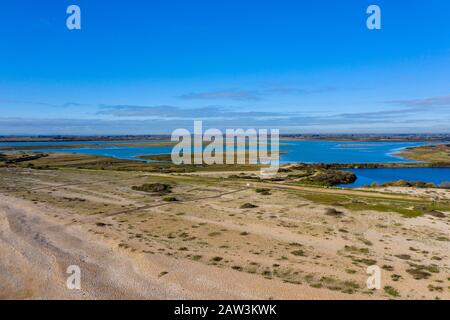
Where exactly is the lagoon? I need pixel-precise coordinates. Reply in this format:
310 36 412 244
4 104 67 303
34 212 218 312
0 140 426 163
342 168 450 188
279 140 423 163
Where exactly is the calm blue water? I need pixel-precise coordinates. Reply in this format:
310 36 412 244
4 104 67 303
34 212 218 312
2 139 450 186
342 168 450 188
0 140 173 162
279 140 424 164
37 145 175 161
0 140 425 163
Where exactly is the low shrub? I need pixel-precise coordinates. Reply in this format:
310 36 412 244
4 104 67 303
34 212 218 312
132 183 172 194
240 203 258 209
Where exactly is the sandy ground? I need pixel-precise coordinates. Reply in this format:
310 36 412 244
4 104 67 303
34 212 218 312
0 193 357 300
0 167 449 300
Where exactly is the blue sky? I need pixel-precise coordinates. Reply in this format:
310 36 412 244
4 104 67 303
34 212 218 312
1 0 450 134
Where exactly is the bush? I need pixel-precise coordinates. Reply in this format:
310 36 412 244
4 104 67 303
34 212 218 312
132 183 172 194
255 188 271 195
240 203 258 209
291 250 306 256
162 196 178 202
305 170 356 186
384 286 400 297
325 208 344 216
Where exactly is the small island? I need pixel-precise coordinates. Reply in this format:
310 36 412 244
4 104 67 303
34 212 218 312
397 144 450 163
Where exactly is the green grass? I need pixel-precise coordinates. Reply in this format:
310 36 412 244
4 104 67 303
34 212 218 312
305 275 360 294
162 196 178 202
10 152 264 173
384 286 401 297
398 144 450 163
255 188 271 195
138 148 285 170
297 191 450 218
